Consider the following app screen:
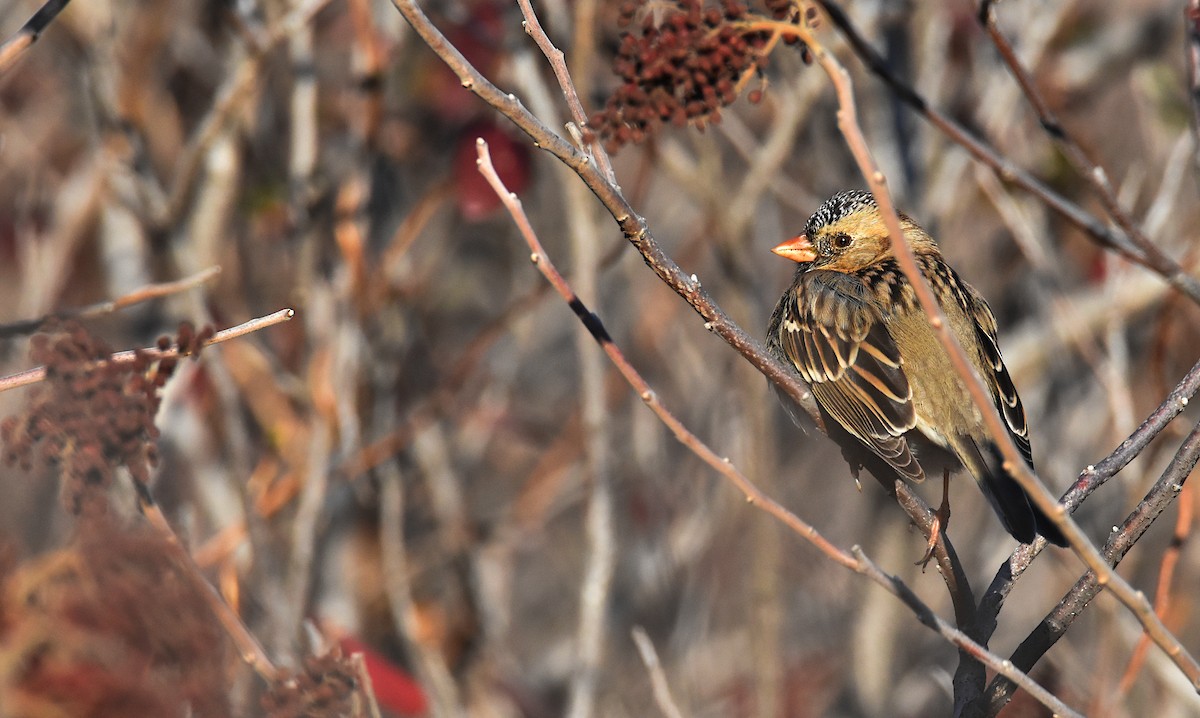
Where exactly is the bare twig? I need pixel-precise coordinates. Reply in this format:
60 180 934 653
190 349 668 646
161 0 333 226
475 138 1077 718
1117 479 1194 696
976 356 1200 633
0 266 221 339
515 0 616 185
631 627 685 718
140 499 279 682
0 0 71 74
379 469 463 716
0 308 296 394
350 651 386 718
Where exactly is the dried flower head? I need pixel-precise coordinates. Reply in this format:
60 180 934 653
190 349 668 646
0 517 229 717
590 0 796 152
262 646 359 718
0 321 215 516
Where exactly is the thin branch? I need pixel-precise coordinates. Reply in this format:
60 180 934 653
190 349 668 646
475 138 1076 718
0 266 222 339
0 308 296 394
0 0 71 74
160 0 333 226
816 0 1200 306
379 468 463 716
350 652 386 718
850 547 1080 718
140 498 279 682
1117 479 1194 696
631 627 686 718
515 0 616 185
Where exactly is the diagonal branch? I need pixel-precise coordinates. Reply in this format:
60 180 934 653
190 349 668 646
0 0 72 74
976 356 1200 635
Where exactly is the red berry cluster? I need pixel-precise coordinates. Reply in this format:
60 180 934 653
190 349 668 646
262 647 358 718
589 0 775 152
0 320 214 516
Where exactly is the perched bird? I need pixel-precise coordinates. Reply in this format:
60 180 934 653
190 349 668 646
767 190 1067 550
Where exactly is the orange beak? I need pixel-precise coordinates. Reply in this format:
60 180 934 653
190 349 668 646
771 234 816 264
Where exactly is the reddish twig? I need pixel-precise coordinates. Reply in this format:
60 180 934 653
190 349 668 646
0 308 296 394
0 0 71 74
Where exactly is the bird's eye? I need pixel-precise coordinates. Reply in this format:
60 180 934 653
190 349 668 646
832 233 852 249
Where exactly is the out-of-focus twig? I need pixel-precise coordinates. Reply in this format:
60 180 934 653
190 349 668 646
0 308 296 394
631 627 685 718
1185 0 1200 167
1117 480 1195 697
0 0 71 74
475 137 1079 718
140 498 279 682
380 469 463 717
161 0 333 226
0 266 221 339
350 651 385 718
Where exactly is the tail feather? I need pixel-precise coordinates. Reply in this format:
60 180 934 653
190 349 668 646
968 440 1068 547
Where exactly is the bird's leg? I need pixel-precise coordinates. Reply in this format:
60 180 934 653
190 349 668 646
917 469 952 569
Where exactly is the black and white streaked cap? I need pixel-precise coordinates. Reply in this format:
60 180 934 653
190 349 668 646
804 190 877 237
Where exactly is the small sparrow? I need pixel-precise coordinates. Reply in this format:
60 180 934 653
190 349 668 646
767 190 1067 550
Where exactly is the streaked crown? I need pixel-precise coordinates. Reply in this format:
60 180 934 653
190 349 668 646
804 190 877 237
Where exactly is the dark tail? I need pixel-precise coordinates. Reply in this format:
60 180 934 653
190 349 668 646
972 441 1068 547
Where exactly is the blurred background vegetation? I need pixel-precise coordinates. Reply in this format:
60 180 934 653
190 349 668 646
1 0 1199 716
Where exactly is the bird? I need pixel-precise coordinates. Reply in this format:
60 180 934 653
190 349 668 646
766 190 1068 554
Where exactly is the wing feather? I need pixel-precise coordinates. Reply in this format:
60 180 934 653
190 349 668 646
773 270 923 483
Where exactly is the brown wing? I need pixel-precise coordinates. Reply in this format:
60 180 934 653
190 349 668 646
963 289 1035 468
772 270 923 483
